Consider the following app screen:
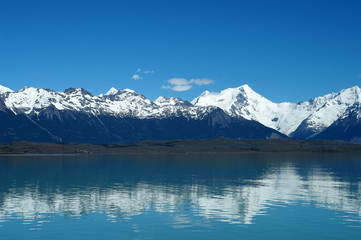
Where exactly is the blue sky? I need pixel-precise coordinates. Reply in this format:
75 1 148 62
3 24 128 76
1 0 361 102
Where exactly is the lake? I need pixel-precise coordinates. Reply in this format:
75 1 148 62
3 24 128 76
0 153 360 239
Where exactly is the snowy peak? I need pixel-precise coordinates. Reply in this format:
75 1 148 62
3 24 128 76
0 85 14 94
123 88 135 93
2 83 360 139
192 84 269 111
192 84 277 122
154 96 175 106
114 88 139 96
109 88 152 107
64 88 93 96
103 88 139 98
4 86 61 114
193 84 361 137
312 102 361 141
237 84 255 95
154 96 192 106
1 85 217 120
105 87 118 95
337 85 361 102
291 85 361 138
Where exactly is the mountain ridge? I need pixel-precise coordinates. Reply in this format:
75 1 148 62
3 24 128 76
192 85 361 138
0 84 285 144
0 84 360 143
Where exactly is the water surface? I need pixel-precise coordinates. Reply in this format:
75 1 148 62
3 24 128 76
0 153 360 239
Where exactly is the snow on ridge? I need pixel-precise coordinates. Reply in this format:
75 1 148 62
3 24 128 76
192 84 361 136
0 85 14 94
123 88 135 93
154 96 186 106
105 87 118 95
4 87 62 114
154 96 173 106
296 85 361 135
1 85 215 120
2 84 360 134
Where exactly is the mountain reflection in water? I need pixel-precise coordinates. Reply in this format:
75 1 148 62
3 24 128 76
0 153 360 228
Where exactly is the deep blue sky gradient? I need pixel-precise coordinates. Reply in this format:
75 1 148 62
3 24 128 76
1 0 361 102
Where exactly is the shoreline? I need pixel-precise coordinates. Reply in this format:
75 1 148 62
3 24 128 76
1 139 361 155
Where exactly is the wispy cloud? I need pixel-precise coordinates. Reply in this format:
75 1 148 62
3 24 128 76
358 74 361 78
132 74 143 80
143 70 155 74
190 78 214 86
132 68 155 80
162 78 214 92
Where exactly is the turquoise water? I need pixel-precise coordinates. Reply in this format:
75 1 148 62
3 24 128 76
0 153 360 239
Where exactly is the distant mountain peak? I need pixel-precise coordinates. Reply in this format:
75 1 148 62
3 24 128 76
105 87 118 95
0 85 14 94
238 84 251 91
193 84 361 137
154 96 191 106
192 84 267 110
114 89 142 98
64 88 93 96
154 96 166 101
1 83 360 141
344 85 361 97
123 88 135 93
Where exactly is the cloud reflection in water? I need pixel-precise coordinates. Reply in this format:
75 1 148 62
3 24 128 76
0 153 360 229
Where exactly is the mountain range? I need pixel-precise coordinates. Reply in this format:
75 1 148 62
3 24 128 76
0 84 360 143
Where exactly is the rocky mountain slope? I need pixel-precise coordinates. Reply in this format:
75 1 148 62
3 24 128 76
192 85 361 140
0 85 284 144
314 103 361 142
1 84 360 143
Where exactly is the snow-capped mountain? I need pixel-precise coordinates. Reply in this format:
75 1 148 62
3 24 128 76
192 84 361 138
3 86 217 120
314 103 361 142
1 83 360 143
0 85 284 143
104 87 118 96
0 85 13 94
292 86 361 138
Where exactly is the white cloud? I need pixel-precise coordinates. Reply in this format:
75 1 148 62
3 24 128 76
162 84 192 92
132 69 154 80
165 78 192 92
189 78 214 86
132 74 143 80
163 78 214 92
168 78 190 86
172 85 193 91
135 68 155 74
